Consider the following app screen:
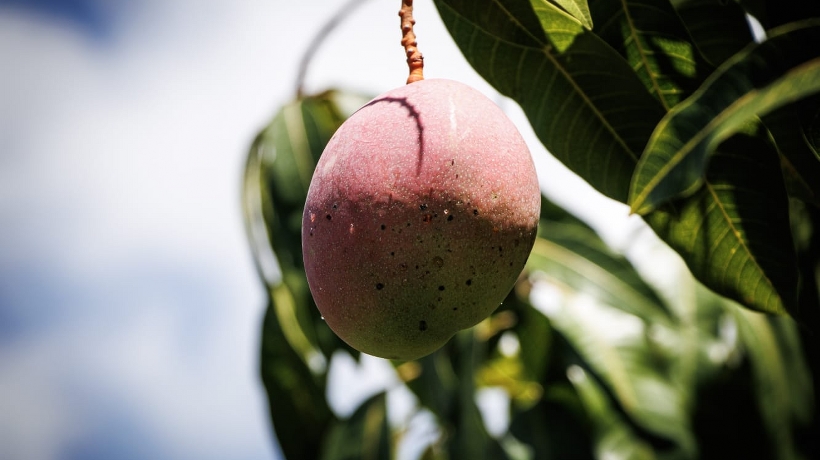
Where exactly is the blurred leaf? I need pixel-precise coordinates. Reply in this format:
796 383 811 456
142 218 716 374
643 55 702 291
269 276 325 372
509 384 595 459
805 105 820 158
771 319 815 427
433 0 665 202
527 223 675 324
791 206 820 453
629 20 820 214
321 393 392 460
448 333 511 460
245 92 372 459
645 134 799 315
673 0 755 67
244 91 371 363
733 307 814 460
522 215 695 454
260 294 336 460
764 97 820 207
246 91 363 280
402 348 459 421
551 0 593 28
567 365 657 460
505 284 553 386
476 352 544 410
402 330 511 459
590 0 708 109
528 281 695 455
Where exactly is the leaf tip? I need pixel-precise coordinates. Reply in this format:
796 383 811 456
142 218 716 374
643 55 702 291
628 197 654 216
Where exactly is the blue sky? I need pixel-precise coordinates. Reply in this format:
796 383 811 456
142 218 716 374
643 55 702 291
0 1 654 459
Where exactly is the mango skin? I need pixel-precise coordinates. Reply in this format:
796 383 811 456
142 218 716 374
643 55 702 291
302 79 540 360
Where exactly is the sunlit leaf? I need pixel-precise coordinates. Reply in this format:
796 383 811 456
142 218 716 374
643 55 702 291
321 393 392 460
590 0 708 109
551 0 593 29
476 356 544 409
433 0 801 316
645 135 799 315
269 275 326 371
434 0 665 202
629 20 820 214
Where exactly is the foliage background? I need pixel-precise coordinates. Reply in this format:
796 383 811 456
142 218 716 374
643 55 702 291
246 1 820 459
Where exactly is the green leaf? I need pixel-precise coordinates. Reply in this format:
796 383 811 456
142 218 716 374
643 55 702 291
260 295 337 460
527 224 675 325
629 20 820 214
590 0 708 109
733 308 814 460
401 332 510 459
320 393 392 460
645 134 799 315
551 0 593 29
525 273 695 454
401 347 459 421
673 0 755 67
522 219 695 453
433 0 666 202
507 285 553 385
474 293 550 409
245 91 358 279
246 92 371 458
802 102 820 160
566 366 657 460
764 97 820 207
269 275 327 372
447 333 512 460
244 91 370 362
509 385 595 459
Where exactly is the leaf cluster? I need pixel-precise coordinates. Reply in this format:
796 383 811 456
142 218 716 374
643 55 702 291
434 0 820 319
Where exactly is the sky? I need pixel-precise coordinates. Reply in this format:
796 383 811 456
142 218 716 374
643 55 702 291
0 1 666 459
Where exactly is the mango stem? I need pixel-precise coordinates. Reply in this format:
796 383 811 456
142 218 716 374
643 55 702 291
399 0 424 84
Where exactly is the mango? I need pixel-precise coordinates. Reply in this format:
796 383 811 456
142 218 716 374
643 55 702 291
302 79 540 360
